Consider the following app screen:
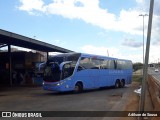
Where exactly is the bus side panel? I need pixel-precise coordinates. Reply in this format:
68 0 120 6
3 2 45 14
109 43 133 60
108 77 116 86
108 70 118 86
99 69 125 87
99 69 110 87
73 69 94 89
125 69 133 84
90 69 100 88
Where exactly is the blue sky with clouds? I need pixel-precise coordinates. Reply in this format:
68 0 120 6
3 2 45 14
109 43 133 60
0 0 160 63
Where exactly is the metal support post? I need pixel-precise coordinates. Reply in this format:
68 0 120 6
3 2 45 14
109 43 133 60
139 0 154 117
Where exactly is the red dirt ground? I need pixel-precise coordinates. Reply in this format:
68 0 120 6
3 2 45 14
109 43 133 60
119 82 154 120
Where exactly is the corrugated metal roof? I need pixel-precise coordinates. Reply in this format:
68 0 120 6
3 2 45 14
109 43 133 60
0 29 73 53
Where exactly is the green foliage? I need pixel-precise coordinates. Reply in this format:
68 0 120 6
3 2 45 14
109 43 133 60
133 63 143 72
132 75 142 82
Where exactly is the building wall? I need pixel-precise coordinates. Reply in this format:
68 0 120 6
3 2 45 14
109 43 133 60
0 51 46 86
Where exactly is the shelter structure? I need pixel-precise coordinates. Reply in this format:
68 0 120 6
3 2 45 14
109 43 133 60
0 29 73 86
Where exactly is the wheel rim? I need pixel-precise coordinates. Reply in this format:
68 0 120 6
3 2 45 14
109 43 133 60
75 85 79 92
115 81 119 88
121 81 125 87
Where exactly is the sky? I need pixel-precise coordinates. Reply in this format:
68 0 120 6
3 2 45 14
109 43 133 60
0 0 160 63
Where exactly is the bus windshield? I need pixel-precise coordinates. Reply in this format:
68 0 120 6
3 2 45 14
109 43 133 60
43 53 80 82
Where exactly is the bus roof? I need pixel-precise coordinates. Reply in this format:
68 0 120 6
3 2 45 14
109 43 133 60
49 52 80 58
49 52 132 62
80 53 132 62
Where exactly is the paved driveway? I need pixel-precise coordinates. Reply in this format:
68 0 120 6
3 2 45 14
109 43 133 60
0 86 132 120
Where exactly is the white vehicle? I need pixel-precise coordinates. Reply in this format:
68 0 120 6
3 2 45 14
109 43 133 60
155 68 159 72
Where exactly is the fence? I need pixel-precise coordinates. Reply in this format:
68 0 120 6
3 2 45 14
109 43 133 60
147 74 160 120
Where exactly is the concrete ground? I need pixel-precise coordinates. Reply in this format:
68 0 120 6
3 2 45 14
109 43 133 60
103 81 154 120
0 81 154 120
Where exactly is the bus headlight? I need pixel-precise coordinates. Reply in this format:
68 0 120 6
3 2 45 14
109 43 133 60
57 83 60 86
56 81 64 86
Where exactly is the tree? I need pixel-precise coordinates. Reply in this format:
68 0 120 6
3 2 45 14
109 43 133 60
133 63 143 72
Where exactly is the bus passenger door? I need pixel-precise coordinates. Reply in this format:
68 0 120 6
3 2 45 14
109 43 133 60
61 61 75 80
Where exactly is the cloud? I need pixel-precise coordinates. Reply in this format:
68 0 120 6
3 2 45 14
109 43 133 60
17 0 160 63
122 39 142 48
18 0 46 15
18 0 149 35
81 45 122 58
80 44 160 63
151 14 160 44
80 45 144 63
52 39 66 47
136 0 145 4
17 0 160 36
149 45 160 63
152 39 160 46
154 0 160 15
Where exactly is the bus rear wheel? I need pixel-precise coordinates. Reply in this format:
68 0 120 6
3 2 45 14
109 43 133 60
74 83 83 93
120 80 125 88
115 80 120 88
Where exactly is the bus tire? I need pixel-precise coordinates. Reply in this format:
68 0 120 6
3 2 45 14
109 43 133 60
74 82 83 93
120 80 125 88
115 80 120 88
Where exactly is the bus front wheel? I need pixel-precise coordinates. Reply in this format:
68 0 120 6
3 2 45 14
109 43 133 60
74 83 83 93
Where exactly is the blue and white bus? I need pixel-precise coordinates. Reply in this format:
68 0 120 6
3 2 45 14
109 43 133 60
42 53 132 92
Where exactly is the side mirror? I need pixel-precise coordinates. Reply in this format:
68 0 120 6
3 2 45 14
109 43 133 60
39 62 46 71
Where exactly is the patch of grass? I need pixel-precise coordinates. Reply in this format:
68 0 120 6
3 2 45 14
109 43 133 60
132 75 142 82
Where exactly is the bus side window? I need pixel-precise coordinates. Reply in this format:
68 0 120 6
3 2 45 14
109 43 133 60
77 65 85 71
78 57 90 71
108 60 115 69
100 60 108 69
91 58 100 69
114 60 117 69
117 60 132 69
